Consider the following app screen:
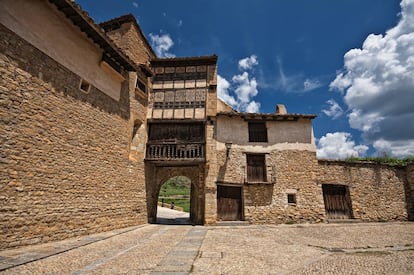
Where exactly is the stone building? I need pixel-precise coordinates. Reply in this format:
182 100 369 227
1 0 413 249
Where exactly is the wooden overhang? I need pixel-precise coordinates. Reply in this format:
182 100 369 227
139 64 153 77
48 0 137 73
216 112 317 121
99 14 156 59
151 55 218 67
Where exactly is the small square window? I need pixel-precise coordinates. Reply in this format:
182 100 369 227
248 122 268 142
287 194 296 204
79 79 91 93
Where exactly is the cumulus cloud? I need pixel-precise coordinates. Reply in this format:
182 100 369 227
322 99 344 119
373 139 414 157
149 33 175 57
329 0 414 157
217 75 237 106
217 55 261 113
238 55 258 70
317 132 369 159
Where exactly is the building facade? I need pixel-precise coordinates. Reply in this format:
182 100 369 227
1 0 413 250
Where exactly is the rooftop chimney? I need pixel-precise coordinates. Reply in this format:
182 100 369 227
275 104 287 114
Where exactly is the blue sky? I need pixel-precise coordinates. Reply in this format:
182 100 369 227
77 0 414 159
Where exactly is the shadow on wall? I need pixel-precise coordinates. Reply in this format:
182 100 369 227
404 164 414 221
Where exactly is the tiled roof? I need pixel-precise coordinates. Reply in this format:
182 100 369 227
216 112 317 120
151 55 218 66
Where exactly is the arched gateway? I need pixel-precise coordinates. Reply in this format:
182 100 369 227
145 165 205 224
144 56 218 225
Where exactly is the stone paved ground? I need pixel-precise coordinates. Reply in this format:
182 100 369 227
0 221 413 274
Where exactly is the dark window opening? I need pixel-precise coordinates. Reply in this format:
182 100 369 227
248 122 268 142
246 154 266 182
79 79 90 93
148 123 204 143
136 79 147 93
287 194 296 204
153 71 207 81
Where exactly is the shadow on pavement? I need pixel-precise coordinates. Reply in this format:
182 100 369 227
156 217 191 225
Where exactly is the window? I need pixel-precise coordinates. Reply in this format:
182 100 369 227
248 122 267 142
287 194 297 204
136 79 147 93
79 79 91 93
246 154 266 182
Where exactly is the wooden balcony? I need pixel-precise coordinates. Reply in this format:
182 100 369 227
146 142 205 161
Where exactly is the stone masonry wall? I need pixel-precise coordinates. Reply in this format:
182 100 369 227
0 24 147 249
105 22 155 66
216 146 325 224
317 161 408 221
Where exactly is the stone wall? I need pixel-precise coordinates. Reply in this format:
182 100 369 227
0 23 147 249
105 21 155 66
317 160 408 221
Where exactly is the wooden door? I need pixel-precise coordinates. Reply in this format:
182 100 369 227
322 184 352 219
217 185 242 221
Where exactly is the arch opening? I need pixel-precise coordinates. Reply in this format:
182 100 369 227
156 176 191 225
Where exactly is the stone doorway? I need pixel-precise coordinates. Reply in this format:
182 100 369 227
145 163 205 225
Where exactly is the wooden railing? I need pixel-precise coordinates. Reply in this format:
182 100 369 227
146 142 205 160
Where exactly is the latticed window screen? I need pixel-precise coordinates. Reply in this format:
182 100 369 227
248 122 268 142
148 123 204 142
246 154 266 182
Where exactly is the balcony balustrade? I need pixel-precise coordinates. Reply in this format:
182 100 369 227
146 142 205 160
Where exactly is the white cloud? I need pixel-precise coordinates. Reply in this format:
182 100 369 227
238 55 258 70
178 19 183 27
303 78 322 92
245 101 261 113
322 99 344 119
317 132 369 159
373 139 414 157
149 33 175 57
132 2 138 8
217 55 261 113
217 75 237 106
329 0 414 157
276 58 322 93
232 72 258 103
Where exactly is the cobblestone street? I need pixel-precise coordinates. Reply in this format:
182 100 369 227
1 221 413 274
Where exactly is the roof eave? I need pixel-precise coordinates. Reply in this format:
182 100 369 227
49 0 138 72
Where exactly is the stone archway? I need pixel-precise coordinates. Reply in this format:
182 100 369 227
145 163 205 225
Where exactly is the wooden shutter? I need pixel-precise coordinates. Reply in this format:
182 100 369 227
246 154 266 182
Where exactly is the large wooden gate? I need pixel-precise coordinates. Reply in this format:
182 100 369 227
217 185 243 221
322 184 353 219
